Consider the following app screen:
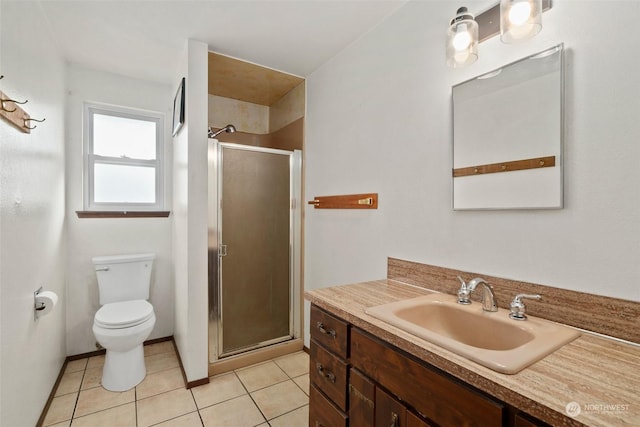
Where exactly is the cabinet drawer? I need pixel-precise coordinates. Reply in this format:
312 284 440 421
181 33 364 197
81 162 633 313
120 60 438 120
310 305 349 359
310 384 347 427
351 328 504 427
310 339 349 411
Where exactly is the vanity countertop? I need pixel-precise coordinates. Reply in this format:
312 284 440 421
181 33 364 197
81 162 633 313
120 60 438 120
305 279 640 427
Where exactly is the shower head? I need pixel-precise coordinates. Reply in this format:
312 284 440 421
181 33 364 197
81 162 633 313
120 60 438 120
208 124 236 139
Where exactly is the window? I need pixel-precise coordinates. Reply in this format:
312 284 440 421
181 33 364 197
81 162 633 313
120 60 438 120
84 103 164 212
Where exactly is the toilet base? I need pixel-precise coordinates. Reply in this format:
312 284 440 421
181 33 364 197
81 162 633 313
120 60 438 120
102 344 146 391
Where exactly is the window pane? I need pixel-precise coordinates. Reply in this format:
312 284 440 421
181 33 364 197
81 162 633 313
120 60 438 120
93 113 156 160
94 163 156 203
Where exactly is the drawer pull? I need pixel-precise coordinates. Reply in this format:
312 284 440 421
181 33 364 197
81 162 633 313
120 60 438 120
316 362 336 383
315 422 323 427
316 321 337 338
390 412 399 427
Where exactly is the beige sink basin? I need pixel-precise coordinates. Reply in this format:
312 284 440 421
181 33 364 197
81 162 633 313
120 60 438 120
365 293 580 374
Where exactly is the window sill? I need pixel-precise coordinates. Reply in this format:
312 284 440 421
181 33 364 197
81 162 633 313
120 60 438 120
76 211 171 218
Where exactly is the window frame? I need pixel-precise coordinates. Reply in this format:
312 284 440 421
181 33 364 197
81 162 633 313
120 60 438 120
83 102 164 212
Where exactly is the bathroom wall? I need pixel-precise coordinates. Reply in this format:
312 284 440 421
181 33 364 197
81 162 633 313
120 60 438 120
304 1 640 343
172 39 209 383
0 2 67 426
65 64 174 355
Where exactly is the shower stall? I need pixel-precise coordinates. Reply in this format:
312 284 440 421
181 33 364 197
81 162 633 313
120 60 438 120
207 140 302 362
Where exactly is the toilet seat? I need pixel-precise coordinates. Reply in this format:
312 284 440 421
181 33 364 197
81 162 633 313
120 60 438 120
94 300 154 329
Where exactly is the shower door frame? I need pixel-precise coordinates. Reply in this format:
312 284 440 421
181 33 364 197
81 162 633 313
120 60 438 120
207 141 302 362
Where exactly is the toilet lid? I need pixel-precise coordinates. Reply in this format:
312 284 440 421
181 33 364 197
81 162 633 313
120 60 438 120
94 300 154 329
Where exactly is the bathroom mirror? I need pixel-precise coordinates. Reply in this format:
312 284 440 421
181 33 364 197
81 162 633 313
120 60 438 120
452 44 563 210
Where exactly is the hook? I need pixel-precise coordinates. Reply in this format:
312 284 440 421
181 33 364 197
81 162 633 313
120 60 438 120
0 75 4 80
23 117 45 130
1 98 28 113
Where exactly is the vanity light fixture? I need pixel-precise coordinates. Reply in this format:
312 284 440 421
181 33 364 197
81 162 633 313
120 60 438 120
447 0 551 68
446 7 479 68
500 0 542 43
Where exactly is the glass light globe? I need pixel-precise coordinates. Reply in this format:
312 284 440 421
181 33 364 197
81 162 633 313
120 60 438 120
446 8 478 68
500 0 542 43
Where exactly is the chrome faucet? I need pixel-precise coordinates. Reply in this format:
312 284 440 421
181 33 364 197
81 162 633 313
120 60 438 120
509 293 542 320
456 276 498 312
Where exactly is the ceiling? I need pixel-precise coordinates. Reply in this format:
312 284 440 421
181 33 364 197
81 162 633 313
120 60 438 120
37 0 407 85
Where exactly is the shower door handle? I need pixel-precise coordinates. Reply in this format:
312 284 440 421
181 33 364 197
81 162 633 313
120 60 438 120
219 245 227 257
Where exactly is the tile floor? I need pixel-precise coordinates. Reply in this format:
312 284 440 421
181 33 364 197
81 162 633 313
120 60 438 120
42 341 310 427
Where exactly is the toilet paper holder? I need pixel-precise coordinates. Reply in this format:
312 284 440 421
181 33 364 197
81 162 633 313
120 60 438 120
34 286 46 319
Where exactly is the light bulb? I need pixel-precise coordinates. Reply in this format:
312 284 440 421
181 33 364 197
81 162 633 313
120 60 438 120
453 27 472 51
509 2 532 25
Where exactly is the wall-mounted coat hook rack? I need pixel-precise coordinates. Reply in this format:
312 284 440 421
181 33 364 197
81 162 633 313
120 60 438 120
0 88 38 134
308 193 378 209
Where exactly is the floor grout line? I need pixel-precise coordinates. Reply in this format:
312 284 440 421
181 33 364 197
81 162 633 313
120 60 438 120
45 347 309 427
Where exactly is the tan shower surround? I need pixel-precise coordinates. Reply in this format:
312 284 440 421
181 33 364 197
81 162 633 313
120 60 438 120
208 52 305 150
207 81 305 134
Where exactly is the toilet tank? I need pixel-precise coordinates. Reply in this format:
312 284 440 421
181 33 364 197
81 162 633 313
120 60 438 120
93 253 155 304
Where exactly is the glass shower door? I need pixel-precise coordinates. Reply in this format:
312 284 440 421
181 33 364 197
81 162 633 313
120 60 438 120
217 145 294 357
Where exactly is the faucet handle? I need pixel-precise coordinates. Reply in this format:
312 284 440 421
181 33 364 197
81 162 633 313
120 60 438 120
509 293 542 321
456 276 471 305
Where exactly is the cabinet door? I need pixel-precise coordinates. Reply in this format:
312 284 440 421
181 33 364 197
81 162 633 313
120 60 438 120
375 387 406 427
349 368 375 427
351 328 504 427
407 411 435 427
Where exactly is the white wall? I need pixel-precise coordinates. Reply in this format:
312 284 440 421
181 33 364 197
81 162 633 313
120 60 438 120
304 1 640 343
65 64 174 355
0 2 66 425
173 39 209 382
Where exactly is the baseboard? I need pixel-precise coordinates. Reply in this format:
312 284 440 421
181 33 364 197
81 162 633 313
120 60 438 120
35 359 68 427
172 338 210 389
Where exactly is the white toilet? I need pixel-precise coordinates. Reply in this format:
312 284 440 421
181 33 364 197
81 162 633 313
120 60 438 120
92 253 156 392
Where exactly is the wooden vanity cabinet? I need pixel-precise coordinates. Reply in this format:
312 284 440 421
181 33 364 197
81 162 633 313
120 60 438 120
309 304 549 427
